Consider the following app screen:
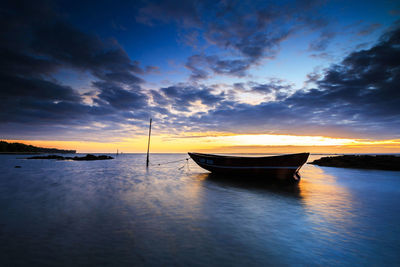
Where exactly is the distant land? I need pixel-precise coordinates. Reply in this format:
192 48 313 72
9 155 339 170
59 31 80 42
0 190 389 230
0 141 76 154
26 154 113 161
309 155 400 171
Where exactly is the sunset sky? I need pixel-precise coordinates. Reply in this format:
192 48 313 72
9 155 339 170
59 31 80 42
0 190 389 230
1 0 400 153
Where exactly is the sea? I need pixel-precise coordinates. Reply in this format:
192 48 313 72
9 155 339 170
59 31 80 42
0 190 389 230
0 153 399 266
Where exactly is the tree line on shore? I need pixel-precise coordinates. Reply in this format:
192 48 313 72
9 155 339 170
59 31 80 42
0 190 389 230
0 141 76 154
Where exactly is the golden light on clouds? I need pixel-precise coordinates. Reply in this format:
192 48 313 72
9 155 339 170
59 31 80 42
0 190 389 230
214 134 356 146
6 134 400 153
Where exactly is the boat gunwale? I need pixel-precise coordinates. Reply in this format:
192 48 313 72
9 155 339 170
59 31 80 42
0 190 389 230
188 152 309 160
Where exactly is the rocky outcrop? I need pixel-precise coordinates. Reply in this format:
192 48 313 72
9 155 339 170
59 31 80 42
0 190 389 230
309 155 400 171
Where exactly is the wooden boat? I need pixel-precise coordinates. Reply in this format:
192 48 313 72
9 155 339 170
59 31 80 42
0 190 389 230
188 152 310 182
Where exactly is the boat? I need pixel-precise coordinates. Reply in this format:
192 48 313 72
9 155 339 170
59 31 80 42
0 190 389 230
188 152 310 183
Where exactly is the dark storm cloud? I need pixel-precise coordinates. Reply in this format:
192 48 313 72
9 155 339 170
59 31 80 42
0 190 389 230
139 0 327 79
0 0 149 134
179 27 400 138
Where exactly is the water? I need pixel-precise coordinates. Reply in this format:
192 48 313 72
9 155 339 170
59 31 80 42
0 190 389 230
1 154 399 266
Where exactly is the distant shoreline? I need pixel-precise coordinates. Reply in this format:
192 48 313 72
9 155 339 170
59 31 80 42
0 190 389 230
0 152 75 155
0 152 47 155
0 141 76 154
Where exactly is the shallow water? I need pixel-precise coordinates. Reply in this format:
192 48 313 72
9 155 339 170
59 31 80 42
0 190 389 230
1 153 399 266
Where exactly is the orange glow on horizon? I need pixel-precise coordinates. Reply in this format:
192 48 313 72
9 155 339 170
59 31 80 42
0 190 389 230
4 133 400 154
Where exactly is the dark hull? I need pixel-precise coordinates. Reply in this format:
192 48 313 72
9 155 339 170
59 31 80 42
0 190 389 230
188 152 309 182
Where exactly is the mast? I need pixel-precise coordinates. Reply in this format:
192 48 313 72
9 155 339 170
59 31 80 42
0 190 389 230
146 118 152 167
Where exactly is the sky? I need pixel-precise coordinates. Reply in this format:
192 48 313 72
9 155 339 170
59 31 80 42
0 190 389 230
1 0 400 153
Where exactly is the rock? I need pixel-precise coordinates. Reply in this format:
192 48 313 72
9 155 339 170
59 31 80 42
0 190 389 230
309 155 400 171
27 155 65 160
72 154 113 161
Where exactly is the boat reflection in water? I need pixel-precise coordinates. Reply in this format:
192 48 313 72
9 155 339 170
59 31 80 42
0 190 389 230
201 172 302 198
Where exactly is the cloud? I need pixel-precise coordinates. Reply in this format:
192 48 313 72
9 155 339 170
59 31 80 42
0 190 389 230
0 73 86 124
185 55 210 80
249 80 292 95
180 26 400 138
138 0 328 79
136 0 200 27
207 56 251 77
200 1 325 60
308 31 336 51
0 0 150 139
94 81 148 110
185 54 252 80
2 0 399 142
156 84 224 112
357 23 381 36
145 65 160 74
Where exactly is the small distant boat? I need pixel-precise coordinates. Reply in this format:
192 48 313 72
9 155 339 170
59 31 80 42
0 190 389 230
188 152 309 183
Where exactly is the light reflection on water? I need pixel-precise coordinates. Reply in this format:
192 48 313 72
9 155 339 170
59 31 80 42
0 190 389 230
300 166 356 231
0 154 399 266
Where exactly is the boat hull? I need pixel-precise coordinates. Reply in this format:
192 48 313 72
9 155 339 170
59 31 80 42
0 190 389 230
188 152 309 183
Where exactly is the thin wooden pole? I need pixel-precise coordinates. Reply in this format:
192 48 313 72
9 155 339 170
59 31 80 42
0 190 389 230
146 118 152 167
